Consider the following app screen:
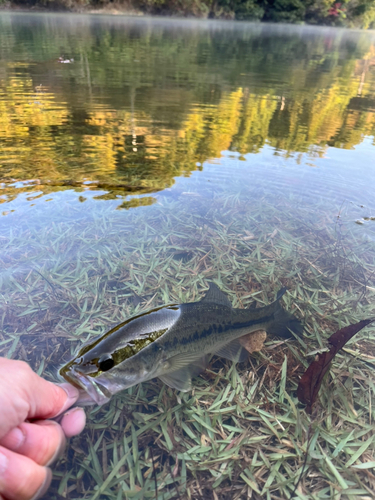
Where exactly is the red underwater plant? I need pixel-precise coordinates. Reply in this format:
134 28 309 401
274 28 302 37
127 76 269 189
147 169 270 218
297 319 374 414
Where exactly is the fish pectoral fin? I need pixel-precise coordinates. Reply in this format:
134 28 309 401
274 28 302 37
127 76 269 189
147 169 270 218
213 339 248 363
164 351 207 371
201 282 232 308
159 369 192 391
159 355 209 392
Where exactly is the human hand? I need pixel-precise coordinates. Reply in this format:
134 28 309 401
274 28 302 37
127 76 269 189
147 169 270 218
0 358 86 500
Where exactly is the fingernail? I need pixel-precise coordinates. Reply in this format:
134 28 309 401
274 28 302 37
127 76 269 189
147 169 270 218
60 407 86 438
34 420 67 466
0 451 8 476
58 383 79 400
53 383 79 416
30 467 52 500
46 437 66 467
62 406 81 418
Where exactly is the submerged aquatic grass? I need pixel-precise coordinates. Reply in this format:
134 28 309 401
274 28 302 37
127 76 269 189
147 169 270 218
1 183 375 500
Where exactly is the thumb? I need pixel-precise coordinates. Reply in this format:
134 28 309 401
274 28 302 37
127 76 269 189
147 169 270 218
0 359 79 439
50 384 80 418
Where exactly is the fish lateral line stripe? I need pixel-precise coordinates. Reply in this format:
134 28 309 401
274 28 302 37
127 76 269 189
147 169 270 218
163 313 275 349
231 314 274 330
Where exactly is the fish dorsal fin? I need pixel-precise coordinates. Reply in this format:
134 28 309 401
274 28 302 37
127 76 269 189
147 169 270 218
201 283 232 308
159 355 209 392
213 339 248 363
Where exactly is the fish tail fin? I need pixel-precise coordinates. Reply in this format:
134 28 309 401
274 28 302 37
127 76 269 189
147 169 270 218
267 299 303 339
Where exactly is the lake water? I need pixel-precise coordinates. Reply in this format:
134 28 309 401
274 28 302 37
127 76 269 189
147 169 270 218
1 13 375 500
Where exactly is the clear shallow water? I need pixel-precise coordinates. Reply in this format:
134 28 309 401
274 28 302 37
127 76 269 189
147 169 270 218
1 13 375 500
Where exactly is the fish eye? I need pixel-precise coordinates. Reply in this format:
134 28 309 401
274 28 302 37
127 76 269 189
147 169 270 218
98 355 115 372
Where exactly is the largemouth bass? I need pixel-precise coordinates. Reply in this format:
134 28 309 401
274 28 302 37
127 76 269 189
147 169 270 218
60 283 301 405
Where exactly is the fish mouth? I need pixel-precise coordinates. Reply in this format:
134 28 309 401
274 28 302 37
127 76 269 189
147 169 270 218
63 369 112 406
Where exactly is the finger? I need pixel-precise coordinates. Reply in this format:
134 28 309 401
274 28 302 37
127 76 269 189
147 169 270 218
0 421 65 466
60 407 86 438
0 359 79 437
0 446 51 500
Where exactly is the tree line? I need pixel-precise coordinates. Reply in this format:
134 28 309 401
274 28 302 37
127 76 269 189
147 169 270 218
2 0 375 29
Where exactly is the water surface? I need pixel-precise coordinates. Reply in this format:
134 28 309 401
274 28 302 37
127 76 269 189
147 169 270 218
1 13 375 500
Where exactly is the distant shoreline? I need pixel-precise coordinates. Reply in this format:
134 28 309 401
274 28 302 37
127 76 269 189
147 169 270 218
0 1 373 28
0 4 144 16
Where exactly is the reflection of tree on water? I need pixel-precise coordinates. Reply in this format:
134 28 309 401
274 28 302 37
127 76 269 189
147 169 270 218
115 86 151 179
268 107 291 139
118 134 148 172
1 19 375 206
